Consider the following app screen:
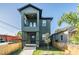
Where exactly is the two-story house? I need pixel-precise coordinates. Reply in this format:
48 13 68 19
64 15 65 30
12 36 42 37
18 4 53 48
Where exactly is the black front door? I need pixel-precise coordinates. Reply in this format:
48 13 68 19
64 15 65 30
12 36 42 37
29 32 36 44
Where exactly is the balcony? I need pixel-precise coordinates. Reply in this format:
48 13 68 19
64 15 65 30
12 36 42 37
23 21 39 32
22 13 39 32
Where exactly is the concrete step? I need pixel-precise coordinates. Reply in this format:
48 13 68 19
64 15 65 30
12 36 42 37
25 44 36 47
23 46 36 50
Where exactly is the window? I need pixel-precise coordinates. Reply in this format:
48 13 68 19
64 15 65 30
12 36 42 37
30 22 32 27
61 35 63 40
42 34 46 40
42 20 46 26
33 22 36 27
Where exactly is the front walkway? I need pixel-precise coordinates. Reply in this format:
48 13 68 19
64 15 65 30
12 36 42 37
19 46 36 55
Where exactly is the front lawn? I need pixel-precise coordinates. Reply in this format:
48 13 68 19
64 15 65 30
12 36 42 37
10 48 22 55
33 47 64 55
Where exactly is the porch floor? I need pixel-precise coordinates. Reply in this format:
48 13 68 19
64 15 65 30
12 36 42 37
25 44 36 47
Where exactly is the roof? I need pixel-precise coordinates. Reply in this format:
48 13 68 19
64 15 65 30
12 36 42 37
0 34 22 40
50 26 75 37
18 4 42 12
40 17 53 20
51 29 67 36
18 4 53 20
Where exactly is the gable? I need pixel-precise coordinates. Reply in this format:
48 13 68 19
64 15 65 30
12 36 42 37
20 7 40 14
18 4 53 20
18 4 42 13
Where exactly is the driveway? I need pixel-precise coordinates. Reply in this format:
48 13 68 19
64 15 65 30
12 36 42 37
19 46 36 55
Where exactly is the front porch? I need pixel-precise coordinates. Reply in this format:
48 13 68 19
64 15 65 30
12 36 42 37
22 32 39 47
26 32 36 44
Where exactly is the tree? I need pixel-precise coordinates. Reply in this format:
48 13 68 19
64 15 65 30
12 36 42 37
58 12 79 27
44 33 51 49
58 12 79 44
17 31 22 37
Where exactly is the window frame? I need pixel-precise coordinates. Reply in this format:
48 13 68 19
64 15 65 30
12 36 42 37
42 20 46 27
61 35 63 40
42 34 46 40
30 22 32 27
33 22 36 27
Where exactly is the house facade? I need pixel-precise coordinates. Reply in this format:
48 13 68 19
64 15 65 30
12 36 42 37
50 29 68 43
18 4 53 47
50 26 77 50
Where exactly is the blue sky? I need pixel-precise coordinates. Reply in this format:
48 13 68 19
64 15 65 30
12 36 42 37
0 3 77 35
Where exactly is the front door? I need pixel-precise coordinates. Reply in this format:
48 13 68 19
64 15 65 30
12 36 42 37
29 32 36 44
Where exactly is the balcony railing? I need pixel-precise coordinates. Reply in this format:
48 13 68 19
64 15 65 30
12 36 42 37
23 26 39 32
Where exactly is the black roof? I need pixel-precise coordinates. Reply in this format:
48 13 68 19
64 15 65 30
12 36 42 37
50 26 74 37
50 29 67 38
52 29 67 35
40 17 53 20
18 4 53 20
18 4 42 12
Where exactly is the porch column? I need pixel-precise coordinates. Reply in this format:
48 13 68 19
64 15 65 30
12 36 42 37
36 32 39 47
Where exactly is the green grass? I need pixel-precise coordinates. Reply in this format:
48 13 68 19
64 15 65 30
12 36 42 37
33 47 64 55
9 48 23 55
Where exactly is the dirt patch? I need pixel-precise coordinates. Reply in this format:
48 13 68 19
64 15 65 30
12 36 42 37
64 44 79 55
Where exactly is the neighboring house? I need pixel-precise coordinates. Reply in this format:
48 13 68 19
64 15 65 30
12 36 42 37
50 29 68 43
50 26 76 44
0 35 21 43
50 26 76 50
18 4 53 47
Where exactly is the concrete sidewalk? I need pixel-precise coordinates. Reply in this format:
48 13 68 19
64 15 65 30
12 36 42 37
19 47 36 55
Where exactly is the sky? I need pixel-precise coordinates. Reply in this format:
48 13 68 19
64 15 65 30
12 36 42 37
0 3 77 35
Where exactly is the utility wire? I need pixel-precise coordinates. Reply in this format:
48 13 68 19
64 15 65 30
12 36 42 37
0 19 21 30
0 25 16 34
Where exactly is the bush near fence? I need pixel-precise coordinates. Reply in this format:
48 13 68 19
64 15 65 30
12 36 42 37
52 42 67 51
0 43 22 55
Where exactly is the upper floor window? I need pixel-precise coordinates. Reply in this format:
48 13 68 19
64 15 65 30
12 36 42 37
42 20 46 26
29 22 36 27
33 22 36 27
30 22 32 27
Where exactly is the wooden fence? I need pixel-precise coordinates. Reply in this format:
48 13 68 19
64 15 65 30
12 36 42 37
52 42 79 55
52 42 67 51
0 43 22 55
